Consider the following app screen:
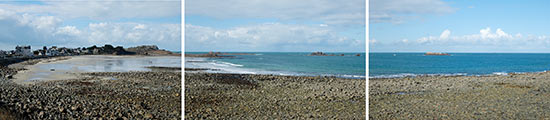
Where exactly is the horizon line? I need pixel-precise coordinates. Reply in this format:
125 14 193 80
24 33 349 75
185 51 367 53
370 51 550 53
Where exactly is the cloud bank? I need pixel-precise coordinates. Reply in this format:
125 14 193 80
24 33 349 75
371 27 550 52
186 23 364 52
0 8 181 50
186 0 365 25
0 0 181 20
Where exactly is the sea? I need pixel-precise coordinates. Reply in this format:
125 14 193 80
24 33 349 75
370 53 550 78
185 52 366 79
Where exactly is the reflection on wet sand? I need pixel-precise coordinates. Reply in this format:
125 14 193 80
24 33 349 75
12 55 181 83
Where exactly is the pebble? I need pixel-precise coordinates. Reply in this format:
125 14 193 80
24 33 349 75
0 65 181 119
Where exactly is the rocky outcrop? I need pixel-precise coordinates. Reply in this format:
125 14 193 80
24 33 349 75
126 45 176 56
424 52 449 56
310 52 328 56
185 51 235 58
309 52 360 56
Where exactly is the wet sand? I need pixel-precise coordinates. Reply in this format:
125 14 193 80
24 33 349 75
370 72 550 119
11 55 180 84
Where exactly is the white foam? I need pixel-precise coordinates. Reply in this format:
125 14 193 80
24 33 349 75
219 61 244 67
185 58 365 79
492 72 508 75
370 73 467 79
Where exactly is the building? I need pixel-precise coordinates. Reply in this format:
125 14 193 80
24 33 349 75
14 45 32 57
0 50 7 58
46 46 60 56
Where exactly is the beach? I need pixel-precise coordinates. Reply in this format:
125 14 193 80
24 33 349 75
0 55 181 119
185 72 365 119
370 72 550 119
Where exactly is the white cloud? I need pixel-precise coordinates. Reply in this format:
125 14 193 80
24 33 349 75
0 0 181 20
133 24 146 30
186 0 364 25
186 23 364 52
0 9 181 51
370 0 455 23
415 28 519 45
369 39 377 44
440 29 450 39
372 27 550 52
56 26 81 35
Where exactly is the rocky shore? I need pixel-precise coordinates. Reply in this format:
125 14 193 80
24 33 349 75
185 73 365 119
0 57 181 119
370 72 550 119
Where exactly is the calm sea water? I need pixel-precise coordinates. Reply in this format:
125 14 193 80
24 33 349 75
185 52 366 79
370 53 550 78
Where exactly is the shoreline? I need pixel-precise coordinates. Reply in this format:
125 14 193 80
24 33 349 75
185 72 365 119
185 67 366 79
11 55 181 84
185 55 365 79
369 71 543 79
370 69 550 119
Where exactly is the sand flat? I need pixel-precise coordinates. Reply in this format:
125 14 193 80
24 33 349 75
11 55 181 84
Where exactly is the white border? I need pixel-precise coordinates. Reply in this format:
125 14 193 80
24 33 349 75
181 0 185 119
365 0 369 119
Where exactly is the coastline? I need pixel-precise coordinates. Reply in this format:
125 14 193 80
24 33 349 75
370 71 550 119
185 72 365 119
185 55 366 79
370 70 549 79
0 55 181 119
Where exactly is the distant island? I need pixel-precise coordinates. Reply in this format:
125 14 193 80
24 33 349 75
424 52 450 56
309 52 361 56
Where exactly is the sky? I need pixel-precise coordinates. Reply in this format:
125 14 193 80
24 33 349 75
185 0 366 52
370 0 550 53
0 0 181 51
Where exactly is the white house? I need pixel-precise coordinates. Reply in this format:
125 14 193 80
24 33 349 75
46 46 60 56
15 45 32 57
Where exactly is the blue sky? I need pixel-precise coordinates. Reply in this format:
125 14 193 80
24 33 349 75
371 0 550 53
0 0 181 51
185 0 365 52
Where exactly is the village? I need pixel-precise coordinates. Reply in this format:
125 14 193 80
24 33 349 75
0 44 173 59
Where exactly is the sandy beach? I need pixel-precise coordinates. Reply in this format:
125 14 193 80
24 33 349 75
11 55 180 84
370 72 550 119
0 56 181 119
185 72 365 119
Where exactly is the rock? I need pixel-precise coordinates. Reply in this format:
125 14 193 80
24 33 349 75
144 113 153 119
